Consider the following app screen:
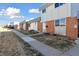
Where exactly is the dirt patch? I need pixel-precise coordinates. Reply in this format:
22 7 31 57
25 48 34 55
31 34 75 52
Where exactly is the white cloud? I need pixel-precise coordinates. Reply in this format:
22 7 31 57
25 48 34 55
29 8 39 13
0 7 20 16
6 7 20 16
0 7 25 20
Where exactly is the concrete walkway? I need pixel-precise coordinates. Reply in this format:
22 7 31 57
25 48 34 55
12 29 62 56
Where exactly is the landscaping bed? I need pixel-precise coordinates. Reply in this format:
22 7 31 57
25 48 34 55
31 34 75 52
17 29 39 35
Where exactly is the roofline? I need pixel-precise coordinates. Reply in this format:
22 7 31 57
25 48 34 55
39 3 53 11
28 17 41 23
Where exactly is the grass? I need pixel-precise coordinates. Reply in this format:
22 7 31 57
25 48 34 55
0 27 42 56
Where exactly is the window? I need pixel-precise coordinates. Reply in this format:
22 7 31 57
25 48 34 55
60 18 66 26
55 20 60 26
55 18 66 26
55 3 59 8
60 3 64 5
55 3 64 8
42 8 46 13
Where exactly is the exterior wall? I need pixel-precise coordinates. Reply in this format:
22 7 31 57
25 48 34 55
37 21 42 32
23 23 25 30
52 3 71 20
40 9 46 22
54 18 66 35
17 24 20 30
42 22 46 32
66 17 78 40
19 23 23 30
55 26 66 35
71 3 79 18
40 3 71 35
40 3 71 22
29 22 37 31
23 22 28 30
14 24 18 29
46 20 55 34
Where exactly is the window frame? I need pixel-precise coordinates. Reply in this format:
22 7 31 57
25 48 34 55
55 3 64 8
55 18 66 26
42 8 46 13
59 18 66 26
55 3 59 8
55 20 60 26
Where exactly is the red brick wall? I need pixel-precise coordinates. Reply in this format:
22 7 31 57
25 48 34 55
19 23 23 30
37 21 42 32
66 17 78 40
46 20 55 34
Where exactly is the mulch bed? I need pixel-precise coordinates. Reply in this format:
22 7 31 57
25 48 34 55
31 34 75 52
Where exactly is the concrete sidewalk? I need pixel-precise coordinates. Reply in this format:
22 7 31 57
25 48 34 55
12 29 62 56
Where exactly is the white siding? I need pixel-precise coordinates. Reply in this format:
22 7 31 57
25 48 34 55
54 18 66 35
40 3 71 22
52 3 71 20
42 22 46 32
46 5 53 20
71 3 79 18
29 22 37 31
23 23 26 30
40 10 47 22
55 26 66 35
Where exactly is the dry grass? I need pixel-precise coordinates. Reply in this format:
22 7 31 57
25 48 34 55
0 27 42 56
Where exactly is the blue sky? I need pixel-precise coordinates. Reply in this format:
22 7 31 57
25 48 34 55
0 3 42 25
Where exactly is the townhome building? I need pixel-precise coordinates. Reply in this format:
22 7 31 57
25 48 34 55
28 17 41 31
39 3 79 40
21 20 29 31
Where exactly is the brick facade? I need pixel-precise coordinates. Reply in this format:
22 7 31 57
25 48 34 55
23 22 28 30
46 20 55 34
66 17 78 40
37 21 42 32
